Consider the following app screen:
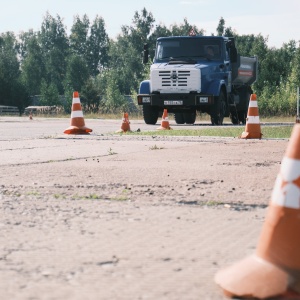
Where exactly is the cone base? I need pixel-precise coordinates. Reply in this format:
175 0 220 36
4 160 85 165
64 126 92 135
115 129 131 133
157 126 172 130
240 131 262 139
214 254 289 299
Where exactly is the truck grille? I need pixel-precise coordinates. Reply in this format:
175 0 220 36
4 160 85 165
160 70 190 86
151 68 201 93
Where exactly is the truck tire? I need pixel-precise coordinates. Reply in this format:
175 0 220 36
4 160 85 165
210 91 226 125
183 112 196 124
236 86 251 124
238 111 247 124
230 110 247 125
174 113 185 124
230 111 239 125
142 106 159 125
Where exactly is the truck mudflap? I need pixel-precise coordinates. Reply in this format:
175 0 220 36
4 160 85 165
137 94 214 107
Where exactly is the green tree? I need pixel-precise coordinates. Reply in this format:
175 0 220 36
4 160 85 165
86 15 109 76
104 69 128 112
216 17 225 36
0 32 28 110
169 18 204 36
39 12 69 94
107 7 155 97
69 14 90 57
288 46 300 87
40 79 60 106
64 54 89 92
21 35 45 95
81 78 101 112
18 29 36 62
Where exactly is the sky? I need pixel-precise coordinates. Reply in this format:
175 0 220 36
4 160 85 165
1 0 300 48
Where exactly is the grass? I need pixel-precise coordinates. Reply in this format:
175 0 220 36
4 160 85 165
20 111 297 122
128 125 293 139
17 111 296 139
26 191 40 196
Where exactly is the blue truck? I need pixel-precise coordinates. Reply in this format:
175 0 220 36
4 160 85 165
137 35 258 125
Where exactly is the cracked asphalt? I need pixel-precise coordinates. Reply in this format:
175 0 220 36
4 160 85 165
0 116 289 299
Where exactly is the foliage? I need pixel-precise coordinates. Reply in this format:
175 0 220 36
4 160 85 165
128 126 293 139
69 14 90 57
103 69 128 113
0 32 29 110
20 34 44 95
40 80 60 106
64 54 89 92
86 16 109 76
40 12 69 94
169 18 204 36
106 8 155 96
81 78 101 112
216 17 225 36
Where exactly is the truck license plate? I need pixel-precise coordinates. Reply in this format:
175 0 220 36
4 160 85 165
164 100 183 105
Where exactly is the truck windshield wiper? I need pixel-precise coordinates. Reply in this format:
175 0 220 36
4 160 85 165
170 56 193 60
159 55 211 63
168 56 196 64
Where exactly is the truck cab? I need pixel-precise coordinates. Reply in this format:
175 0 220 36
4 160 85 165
137 35 257 125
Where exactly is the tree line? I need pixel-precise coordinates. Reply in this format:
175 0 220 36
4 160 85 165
0 9 299 116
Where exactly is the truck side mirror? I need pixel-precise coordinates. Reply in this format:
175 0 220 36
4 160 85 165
143 43 149 64
230 47 237 63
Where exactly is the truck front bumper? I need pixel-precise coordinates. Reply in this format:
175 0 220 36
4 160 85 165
137 93 215 108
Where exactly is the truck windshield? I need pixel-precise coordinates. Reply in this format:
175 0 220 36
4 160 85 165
155 38 221 62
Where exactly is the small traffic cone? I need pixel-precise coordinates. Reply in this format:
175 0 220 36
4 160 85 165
240 94 262 139
116 112 131 133
64 91 92 135
215 124 300 299
157 109 172 130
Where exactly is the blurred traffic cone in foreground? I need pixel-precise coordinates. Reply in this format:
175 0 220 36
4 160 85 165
240 94 262 139
64 91 92 135
157 109 172 130
116 112 131 133
215 124 300 299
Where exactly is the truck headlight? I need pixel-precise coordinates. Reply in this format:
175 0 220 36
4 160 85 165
142 96 151 103
137 95 151 104
199 96 208 103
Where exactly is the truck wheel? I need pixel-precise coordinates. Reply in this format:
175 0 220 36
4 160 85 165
183 112 196 124
238 111 247 124
211 91 226 125
230 111 239 125
142 106 159 125
174 113 185 124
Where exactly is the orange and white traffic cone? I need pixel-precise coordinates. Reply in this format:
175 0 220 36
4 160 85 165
240 94 262 139
215 123 300 299
116 112 131 133
64 91 92 135
157 109 172 130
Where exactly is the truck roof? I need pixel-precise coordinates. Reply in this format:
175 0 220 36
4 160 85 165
157 36 231 42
